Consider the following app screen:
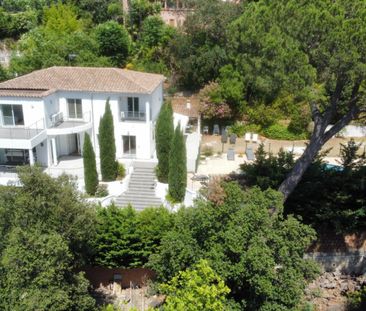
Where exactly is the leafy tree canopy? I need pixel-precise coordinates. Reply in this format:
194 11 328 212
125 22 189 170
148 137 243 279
95 20 131 67
149 183 319 309
93 205 173 268
43 2 83 33
0 166 97 310
160 259 230 311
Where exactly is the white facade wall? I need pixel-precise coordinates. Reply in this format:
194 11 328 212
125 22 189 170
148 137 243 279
0 84 163 168
0 96 45 128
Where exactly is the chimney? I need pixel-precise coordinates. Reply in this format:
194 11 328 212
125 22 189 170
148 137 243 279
186 101 191 109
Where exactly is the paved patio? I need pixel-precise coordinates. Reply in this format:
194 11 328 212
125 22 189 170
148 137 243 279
201 135 366 158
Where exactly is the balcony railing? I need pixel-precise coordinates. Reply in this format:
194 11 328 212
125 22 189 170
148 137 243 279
121 111 146 121
51 111 64 127
50 111 91 128
0 118 45 140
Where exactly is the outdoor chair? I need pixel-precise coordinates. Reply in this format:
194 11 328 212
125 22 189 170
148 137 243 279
227 148 235 161
229 133 237 144
221 130 228 144
252 133 259 143
203 126 209 135
213 124 220 135
245 132 251 142
246 147 255 161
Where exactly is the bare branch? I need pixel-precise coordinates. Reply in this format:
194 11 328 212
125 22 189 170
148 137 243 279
322 104 360 143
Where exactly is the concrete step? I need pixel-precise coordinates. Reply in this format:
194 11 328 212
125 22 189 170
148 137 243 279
115 198 162 209
129 181 155 186
116 191 161 199
133 161 157 169
132 173 155 178
115 161 160 211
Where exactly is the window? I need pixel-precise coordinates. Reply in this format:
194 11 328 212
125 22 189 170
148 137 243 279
1 149 29 165
1 104 24 126
67 99 82 119
127 97 139 113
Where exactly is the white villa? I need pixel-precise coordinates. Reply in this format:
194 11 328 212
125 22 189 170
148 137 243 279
0 66 165 171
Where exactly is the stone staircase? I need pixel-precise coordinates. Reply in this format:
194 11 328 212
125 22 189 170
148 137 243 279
115 161 162 211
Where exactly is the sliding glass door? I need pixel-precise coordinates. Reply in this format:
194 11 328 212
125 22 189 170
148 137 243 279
122 135 136 157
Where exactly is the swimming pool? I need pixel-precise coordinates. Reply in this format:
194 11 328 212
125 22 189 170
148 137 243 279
324 163 344 171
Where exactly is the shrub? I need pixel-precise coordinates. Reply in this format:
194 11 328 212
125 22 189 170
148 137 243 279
228 122 246 137
199 82 232 119
201 145 213 157
347 286 366 311
247 103 279 128
95 184 109 197
116 162 126 180
263 123 308 140
288 112 310 135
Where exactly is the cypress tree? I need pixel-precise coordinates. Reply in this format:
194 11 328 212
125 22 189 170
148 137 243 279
168 123 187 202
158 103 173 178
83 133 98 195
155 102 174 182
99 99 117 181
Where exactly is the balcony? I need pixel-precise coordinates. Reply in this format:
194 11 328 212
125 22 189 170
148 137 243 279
47 111 92 135
0 118 47 149
121 111 146 122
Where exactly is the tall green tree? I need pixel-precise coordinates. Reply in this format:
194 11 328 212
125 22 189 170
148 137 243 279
93 205 173 268
0 227 95 311
155 102 174 182
95 20 131 67
168 123 187 202
83 133 98 195
9 2 111 75
99 99 117 181
0 166 97 310
227 0 366 200
167 0 241 89
149 184 319 309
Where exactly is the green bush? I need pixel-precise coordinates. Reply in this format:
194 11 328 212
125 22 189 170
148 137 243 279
288 112 310 135
247 103 280 128
228 122 245 137
347 286 366 310
228 122 261 137
95 184 109 197
116 162 126 180
263 123 308 140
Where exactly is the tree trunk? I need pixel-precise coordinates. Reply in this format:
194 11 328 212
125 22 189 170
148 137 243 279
278 137 323 201
278 102 360 202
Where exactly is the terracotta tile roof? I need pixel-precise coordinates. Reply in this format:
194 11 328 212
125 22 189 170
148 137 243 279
171 96 200 118
0 66 165 97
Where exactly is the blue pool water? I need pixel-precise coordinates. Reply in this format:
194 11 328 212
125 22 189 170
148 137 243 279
324 163 344 171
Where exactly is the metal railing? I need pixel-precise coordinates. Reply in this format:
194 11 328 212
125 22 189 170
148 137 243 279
51 111 64 127
50 111 91 128
121 111 146 121
0 118 46 140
